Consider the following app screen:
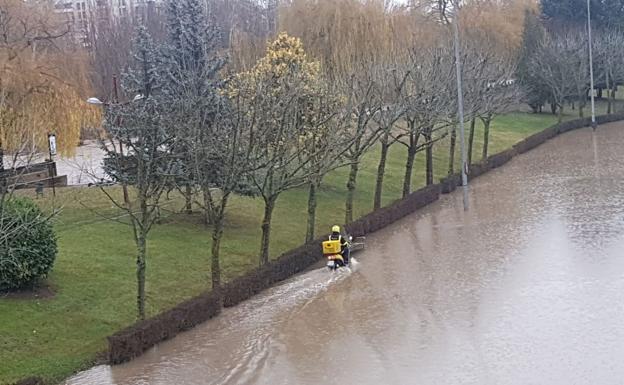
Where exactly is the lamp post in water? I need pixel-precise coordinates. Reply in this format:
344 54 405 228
587 0 597 130
452 5 470 211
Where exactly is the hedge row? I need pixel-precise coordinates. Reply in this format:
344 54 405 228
221 241 323 308
14 377 45 385
103 113 622 368
346 184 441 237
440 114 624 193
108 291 222 364
106 184 442 364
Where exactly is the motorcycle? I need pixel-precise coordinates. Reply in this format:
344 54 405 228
323 235 365 270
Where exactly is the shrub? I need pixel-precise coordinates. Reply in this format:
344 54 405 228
0 197 57 291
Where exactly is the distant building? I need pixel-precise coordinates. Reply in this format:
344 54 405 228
52 0 162 46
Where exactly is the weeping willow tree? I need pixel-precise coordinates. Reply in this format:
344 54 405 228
459 0 538 51
278 0 432 79
0 0 98 171
278 0 439 218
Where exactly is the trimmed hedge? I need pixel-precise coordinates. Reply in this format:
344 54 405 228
103 113 624 367
440 173 461 193
487 148 517 169
513 127 558 154
346 184 441 237
106 184 441 364
108 291 222 364
596 112 624 125
556 117 591 134
13 377 45 385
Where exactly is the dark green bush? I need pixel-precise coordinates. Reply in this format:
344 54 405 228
0 197 57 291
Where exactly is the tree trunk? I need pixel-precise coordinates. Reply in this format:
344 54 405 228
0 146 4 172
373 137 390 210
550 103 557 115
184 184 192 214
424 130 434 186
211 215 224 290
203 190 212 225
345 162 359 224
597 88 603 99
448 126 457 176
467 117 476 166
136 233 147 320
606 71 612 114
558 104 564 123
259 196 277 265
306 181 319 243
402 134 419 197
611 87 617 113
579 103 584 118
482 117 491 161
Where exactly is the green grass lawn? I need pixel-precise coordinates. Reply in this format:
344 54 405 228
0 105 611 384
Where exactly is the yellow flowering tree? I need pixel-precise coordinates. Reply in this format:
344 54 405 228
228 32 342 264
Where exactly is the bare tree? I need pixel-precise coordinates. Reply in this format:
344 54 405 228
185 99 256 290
446 34 498 175
340 66 384 224
461 36 520 162
98 26 180 320
399 46 453 194
85 2 165 99
528 29 588 122
301 83 350 243
478 72 520 161
206 0 276 71
595 30 624 114
371 60 409 210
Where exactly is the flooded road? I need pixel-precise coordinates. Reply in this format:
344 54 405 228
67 123 624 385
3 140 106 185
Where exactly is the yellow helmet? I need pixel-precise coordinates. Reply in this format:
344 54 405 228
332 225 341 233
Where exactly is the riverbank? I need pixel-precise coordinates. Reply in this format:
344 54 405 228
0 107 615 384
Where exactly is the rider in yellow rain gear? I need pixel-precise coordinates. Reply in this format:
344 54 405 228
329 225 350 265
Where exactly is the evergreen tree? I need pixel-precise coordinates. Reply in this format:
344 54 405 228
161 0 253 290
161 0 228 214
517 11 552 113
542 0 624 29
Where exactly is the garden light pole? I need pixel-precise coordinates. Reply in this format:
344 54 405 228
48 133 57 197
453 8 469 211
87 75 136 206
587 0 597 130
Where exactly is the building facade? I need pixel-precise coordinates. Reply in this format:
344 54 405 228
53 0 162 46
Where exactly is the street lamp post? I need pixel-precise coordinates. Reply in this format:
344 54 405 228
587 0 597 130
48 133 57 197
452 8 470 211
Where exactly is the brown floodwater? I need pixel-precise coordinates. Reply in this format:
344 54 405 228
66 123 624 385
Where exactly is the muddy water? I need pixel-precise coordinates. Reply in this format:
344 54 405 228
66 123 624 385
